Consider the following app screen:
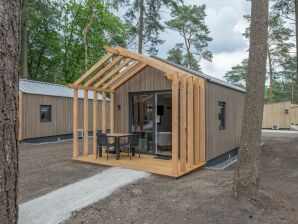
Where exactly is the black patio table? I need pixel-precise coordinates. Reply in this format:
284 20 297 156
107 133 133 160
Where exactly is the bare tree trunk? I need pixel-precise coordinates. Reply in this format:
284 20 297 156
292 80 294 103
233 0 269 199
183 35 192 69
0 0 21 223
83 0 94 72
295 0 298 82
20 0 28 79
138 0 144 54
268 49 273 103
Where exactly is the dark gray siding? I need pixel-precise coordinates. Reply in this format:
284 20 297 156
206 82 245 161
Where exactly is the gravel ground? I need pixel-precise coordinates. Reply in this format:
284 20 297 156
19 139 107 203
19 133 298 224
63 132 298 224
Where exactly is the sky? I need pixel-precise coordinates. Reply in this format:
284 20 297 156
158 0 252 80
117 0 252 80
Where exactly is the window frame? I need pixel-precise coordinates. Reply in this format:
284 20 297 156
40 105 52 122
218 101 226 131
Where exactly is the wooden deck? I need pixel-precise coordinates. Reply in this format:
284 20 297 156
73 153 205 178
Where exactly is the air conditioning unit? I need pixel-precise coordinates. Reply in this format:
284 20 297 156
272 124 279 130
78 129 84 139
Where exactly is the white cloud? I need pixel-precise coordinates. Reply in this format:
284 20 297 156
201 50 248 80
157 0 251 78
205 6 248 53
114 0 251 79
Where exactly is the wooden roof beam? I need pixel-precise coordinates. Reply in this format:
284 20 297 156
110 63 148 91
104 46 205 81
84 56 123 87
68 84 100 92
94 58 132 88
74 53 113 85
101 60 141 91
104 46 178 77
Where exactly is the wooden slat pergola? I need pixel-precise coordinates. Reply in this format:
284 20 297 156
68 46 206 177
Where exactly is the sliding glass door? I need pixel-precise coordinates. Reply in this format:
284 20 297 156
130 91 172 156
130 93 155 154
156 92 172 156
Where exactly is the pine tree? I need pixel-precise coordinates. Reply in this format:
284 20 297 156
234 0 269 199
272 0 298 82
114 0 182 54
166 4 212 71
167 45 183 65
223 59 248 88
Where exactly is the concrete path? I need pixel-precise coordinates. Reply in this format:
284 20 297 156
19 167 150 224
262 129 298 134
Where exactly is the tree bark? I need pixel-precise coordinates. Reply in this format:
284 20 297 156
0 0 21 223
20 0 28 79
268 49 273 103
233 0 269 199
138 0 144 54
295 0 298 82
83 0 94 72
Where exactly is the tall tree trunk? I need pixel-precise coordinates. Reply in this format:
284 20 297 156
0 0 21 223
138 0 144 54
268 49 273 103
292 79 294 103
83 0 94 72
183 36 192 69
295 0 298 82
233 0 269 199
20 0 28 79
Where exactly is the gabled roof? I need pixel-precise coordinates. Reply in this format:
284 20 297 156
20 79 103 100
152 56 246 93
69 46 245 93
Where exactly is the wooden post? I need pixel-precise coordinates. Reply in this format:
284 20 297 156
83 90 89 156
110 92 115 133
93 91 97 156
102 92 106 134
18 91 23 142
187 77 194 168
194 78 200 165
199 79 206 163
171 74 179 176
73 89 78 159
180 75 187 172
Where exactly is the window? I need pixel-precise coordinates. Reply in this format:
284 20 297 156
218 102 226 130
40 105 52 122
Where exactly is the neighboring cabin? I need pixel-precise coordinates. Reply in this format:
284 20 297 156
19 79 109 142
262 101 298 129
68 46 246 177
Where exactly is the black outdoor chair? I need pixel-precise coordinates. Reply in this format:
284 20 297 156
97 133 115 160
122 134 141 160
97 129 111 134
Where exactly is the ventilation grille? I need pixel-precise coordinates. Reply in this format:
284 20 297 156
272 124 279 130
78 129 84 139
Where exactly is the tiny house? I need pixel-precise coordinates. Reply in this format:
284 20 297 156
69 46 245 177
262 101 298 129
19 79 109 142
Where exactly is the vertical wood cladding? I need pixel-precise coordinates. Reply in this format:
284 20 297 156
206 82 245 161
22 94 110 139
